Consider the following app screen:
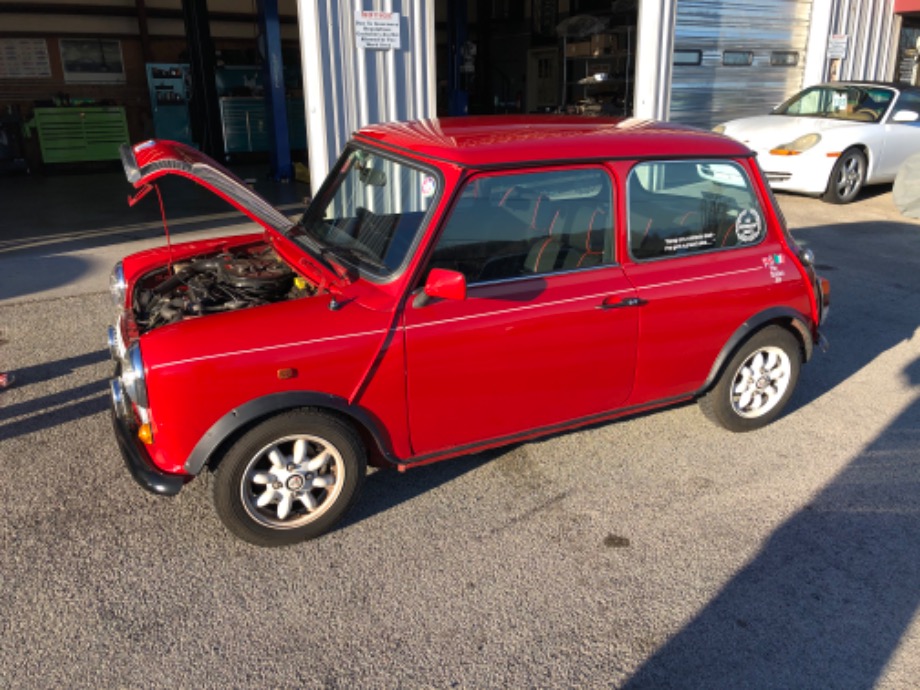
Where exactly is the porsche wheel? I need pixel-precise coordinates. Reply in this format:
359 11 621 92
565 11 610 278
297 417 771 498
823 148 867 204
213 409 366 547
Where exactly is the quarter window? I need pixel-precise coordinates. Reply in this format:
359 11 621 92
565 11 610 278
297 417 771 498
628 160 765 261
429 169 613 284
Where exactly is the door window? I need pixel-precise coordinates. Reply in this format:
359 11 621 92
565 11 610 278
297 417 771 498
428 168 613 284
628 160 765 261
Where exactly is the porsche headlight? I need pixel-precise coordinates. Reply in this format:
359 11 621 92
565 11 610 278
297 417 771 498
770 133 821 156
712 124 727 134
109 261 127 308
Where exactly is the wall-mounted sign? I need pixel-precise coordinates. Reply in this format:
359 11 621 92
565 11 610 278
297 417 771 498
355 10 401 50
0 38 51 79
827 34 849 60
60 38 125 84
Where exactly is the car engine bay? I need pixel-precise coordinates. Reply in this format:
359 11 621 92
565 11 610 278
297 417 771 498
132 243 313 333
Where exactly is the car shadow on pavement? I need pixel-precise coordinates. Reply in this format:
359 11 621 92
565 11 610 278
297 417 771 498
623 355 920 689
337 447 515 532
0 350 110 442
783 221 920 416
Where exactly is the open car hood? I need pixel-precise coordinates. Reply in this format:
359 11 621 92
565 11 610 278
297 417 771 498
120 140 295 235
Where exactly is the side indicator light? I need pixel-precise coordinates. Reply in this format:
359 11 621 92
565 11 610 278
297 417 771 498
826 152 841 158
138 423 154 445
278 368 298 380
769 149 801 156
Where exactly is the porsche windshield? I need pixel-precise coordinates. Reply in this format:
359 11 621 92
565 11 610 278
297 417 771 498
775 85 895 123
293 147 440 279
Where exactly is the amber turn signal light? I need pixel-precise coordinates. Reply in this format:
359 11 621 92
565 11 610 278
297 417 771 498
138 423 154 445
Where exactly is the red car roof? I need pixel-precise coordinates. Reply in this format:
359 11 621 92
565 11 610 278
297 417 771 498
353 116 752 167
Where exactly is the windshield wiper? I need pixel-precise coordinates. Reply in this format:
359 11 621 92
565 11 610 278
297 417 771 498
322 244 387 271
286 223 349 277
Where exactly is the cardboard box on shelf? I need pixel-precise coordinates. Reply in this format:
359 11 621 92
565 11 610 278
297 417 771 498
565 41 591 58
590 33 618 56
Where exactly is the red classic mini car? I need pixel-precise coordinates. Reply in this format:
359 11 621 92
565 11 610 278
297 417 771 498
108 117 829 546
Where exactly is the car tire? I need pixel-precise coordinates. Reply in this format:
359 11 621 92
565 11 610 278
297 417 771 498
699 326 802 433
822 147 867 204
212 409 366 547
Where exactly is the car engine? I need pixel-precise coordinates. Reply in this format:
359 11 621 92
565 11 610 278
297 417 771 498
133 244 313 333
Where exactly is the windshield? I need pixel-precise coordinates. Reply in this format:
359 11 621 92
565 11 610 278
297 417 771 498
292 147 440 279
774 85 895 123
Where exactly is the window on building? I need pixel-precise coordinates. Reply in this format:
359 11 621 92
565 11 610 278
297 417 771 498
770 51 799 67
674 49 702 66
722 50 754 66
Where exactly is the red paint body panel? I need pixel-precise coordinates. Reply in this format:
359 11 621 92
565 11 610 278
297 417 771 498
355 116 752 168
109 120 824 489
140 294 397 473
403 265 638 454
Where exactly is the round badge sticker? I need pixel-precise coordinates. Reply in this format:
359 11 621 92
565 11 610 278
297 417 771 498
421 175 436 198
735 208 763 243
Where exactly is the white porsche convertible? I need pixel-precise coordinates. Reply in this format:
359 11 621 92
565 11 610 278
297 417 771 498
713 82 920 203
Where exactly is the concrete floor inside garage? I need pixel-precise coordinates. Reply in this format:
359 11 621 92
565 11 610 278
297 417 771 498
0 163 310 304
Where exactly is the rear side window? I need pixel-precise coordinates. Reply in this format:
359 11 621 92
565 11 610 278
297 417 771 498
428 168 613 284
628 160 765 261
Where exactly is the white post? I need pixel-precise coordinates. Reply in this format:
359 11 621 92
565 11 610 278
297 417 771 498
803 1 834 86
633 0 677 121
296 0 436 195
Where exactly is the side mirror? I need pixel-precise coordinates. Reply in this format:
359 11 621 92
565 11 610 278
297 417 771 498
891 109 919 123
413 268 466 307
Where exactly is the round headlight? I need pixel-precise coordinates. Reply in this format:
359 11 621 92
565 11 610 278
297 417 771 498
110 379 131 420
109 262 127 308
121 342 148 408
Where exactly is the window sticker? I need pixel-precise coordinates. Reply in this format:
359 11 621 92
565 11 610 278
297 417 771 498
832 92 848 111
735 208 763 243
663 232 716 253
421 175 437 198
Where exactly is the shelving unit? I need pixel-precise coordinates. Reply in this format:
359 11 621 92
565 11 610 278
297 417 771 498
563 26 633 117
219 97 306 156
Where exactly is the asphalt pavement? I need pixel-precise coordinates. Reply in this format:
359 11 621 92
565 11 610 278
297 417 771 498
0 175 918 688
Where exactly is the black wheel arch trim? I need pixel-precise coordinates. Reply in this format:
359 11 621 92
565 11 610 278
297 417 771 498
699 307 814 394
183 392 396 475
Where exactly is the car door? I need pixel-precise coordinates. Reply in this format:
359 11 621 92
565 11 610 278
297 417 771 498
875 91 920 178
402 167 639 456
621 158 800 403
